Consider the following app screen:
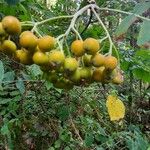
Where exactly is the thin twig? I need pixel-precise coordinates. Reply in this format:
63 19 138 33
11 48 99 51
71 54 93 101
98 7 150 21
69 116 83 145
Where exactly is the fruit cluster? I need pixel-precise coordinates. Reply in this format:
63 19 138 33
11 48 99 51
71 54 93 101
0 16 123 90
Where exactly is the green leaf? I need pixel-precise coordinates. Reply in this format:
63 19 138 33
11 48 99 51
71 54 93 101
60 133 71 142
115 2 150 36
147 147 150 150
0 60 4 84
133 50 150 72
64 146 71 150
84 134 94 147
28 64 43 78
96 147 105 150
45 81 53 90
133 68 150 82
5 0 20 5
4 71 15 82
0 98 12 105
137 21 150 46
1 124 9 135
54 140 61 148
48 147 55 150
16 79 25 94
57 106 69 121
135 50 150 59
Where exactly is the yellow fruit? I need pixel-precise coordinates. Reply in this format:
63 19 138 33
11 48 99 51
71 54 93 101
0 22 6 36
104 56 118 70
111 69 124 84
64 57 78 72
91 53 105 67
2 40 16 55
83 38 100 55
92 67 105 82
19 31 38 50
20 31 32 37
33 51 49 65
2 16 21 34
15 49 33 65
82 54 92 67
49 50 65 67
71 40 85 57
38 35 55 52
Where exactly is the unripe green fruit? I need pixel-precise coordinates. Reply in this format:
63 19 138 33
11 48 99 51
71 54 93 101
70 68 81 84
64 57 78 72
80 67 92 80
47 71 58 83
82 54 92 67
53 78 73 90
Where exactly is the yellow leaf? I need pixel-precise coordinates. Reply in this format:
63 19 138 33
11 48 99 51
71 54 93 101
106 95 125 121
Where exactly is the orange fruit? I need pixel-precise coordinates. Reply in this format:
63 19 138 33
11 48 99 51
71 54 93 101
83 38 100 55
38 35 55 52
104 56 118 70
91 53 105 67
92 67 105 82
2 16 21 34
71 40 85 56
19 31 38 50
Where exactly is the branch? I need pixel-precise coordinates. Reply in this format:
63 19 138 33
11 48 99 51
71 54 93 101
35 15 73 26
56 4 94 42
98 7 150 21
91 7 114 55
31 15 73 35
80 10 93 35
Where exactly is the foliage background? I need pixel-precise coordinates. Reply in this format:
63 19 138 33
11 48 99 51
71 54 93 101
0 0 150 149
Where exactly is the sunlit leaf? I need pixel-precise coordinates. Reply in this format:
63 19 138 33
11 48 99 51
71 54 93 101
137 21 150 46
133 68 150 82
115 2 150 36
106 95 125 121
